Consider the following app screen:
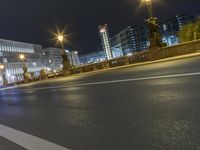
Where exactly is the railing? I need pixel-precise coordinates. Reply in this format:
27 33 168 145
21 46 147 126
69 51 150 75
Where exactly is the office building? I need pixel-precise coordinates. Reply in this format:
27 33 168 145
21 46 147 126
44 47 63 70
131 25 149 51
71 51 80 67
111 25 149 56
44 47 80 70
160 14 197 46
99 24 113 60
79 51 105 64
111 26 133 57
110 14 197 55
0 39 48 84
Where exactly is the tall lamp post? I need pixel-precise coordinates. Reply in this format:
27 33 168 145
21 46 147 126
57 35 71 76
144 0 163 49
0 64 8 86
146 0 153 18
19 54 30 82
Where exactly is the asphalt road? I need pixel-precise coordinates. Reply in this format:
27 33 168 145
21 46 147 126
1 56 200 150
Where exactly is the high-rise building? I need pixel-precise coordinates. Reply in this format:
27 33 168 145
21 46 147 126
111 26 134 57
160 14 197 46
110 14 197 55
131 25 149 51
99 24 113 60
111 25 149 56
71 51 80 67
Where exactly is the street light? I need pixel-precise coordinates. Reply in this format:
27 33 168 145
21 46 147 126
19 54 25 61
19 54 29 82
0 64 7 86
141 0 153 18
142 0 163 49
56 34 71 76
58 35 64 42
145 0 153 18
0 64 4 70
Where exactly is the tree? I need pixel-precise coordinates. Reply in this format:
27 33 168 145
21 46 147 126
178 20 200 43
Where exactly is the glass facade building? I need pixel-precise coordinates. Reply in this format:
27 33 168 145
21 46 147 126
71 51 81 67
0 43 81 85
44 47 80 70
110 14 197 55
111 26 134 56
0 39 48 85
160 14 197 46
111 25 149 56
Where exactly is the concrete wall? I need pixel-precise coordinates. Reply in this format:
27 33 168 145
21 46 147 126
150 39 200 60
70 40 200 75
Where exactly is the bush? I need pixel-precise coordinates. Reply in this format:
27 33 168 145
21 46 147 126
178 20 200 43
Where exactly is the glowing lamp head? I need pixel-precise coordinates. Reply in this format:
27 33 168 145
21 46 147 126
100 28 106 33
58 35 64 42
0 64 4 70
141 0 151 3
19 54 25 60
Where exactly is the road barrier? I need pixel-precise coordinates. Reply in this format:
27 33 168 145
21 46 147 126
150 39 200 60
69 51 150 75
69 39 200 76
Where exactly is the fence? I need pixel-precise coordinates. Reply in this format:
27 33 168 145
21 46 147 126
70 39 200 75
69 51 150 75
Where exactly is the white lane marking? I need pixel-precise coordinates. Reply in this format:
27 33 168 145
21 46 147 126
0 124 70 150
2 72 200 93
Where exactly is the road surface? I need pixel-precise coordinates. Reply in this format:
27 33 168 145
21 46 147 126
1 56 200 150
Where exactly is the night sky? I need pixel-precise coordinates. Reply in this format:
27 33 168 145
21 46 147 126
0 0 199 54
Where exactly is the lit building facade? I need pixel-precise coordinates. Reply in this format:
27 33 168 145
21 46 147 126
131 25 149 51
79 51 105 65
111 27 132 57
0 39 48 85
71 51 80 67
99 24 113 60
44 47 63 70
44 47 80 70
160 14 197 46
110 14 197 55
111 25 149 56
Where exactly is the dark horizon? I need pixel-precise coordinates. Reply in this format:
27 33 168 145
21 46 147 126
0 0 199 54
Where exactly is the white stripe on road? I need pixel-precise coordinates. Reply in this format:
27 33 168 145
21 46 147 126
2 72 200 93
0 124 70 150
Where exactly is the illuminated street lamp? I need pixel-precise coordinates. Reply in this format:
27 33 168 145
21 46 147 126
145 0 153 18
57 34 71 76
19 54 30 82
0 64 8 86
19 54 25 61
142 0 163 49
0 64 4 70
58 35 64 42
